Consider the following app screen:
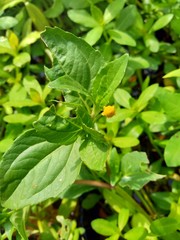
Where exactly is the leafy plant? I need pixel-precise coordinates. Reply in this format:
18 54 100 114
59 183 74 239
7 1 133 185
0 1 180 239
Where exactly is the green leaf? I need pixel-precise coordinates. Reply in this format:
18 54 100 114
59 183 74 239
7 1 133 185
3 114 36 124
144 34 159 53
90 5 103 24
19 31 40 49
45 0 64 18
25 2 50 31
108 29 136 47
119 152 164 190
163 69 180 78
133 84 158 112
0 16 18 30
150 217 179 236
155 87 180 121
34 106 82 144
85 26 103 46
114 88 132 109
164 131 180 167
150 14 174 32
48 75 90 97
13 52 31 68
67 9 98 28
0 0 25 10
23 75 42 100
116 5 137 31
41 27 104 90
103 189 135 213
0 130 82 209
10 210 28 240
91 219 119 236
103 0 126 24
0 36 16 56
90 53 128 107
129 56 150 70
140 111 166 125
80 137 109 171
112 136 139 148
118 209 129 232
124 227 148 240
108 148 121 186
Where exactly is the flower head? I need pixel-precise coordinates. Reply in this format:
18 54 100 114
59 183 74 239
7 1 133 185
102 105 115 118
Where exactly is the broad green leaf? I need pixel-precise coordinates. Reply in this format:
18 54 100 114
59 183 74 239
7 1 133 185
85 26 103 46
8 83 26 101
128 56 150 70
90 5 103 24
124 227 148 240
23 75 42 100
67 9 98 28
164 131 180 167
108 148 121 186
34 106 82 144
41 27 104 90
151 192 176 210
13 52 31 68
144 34 159 53
91 219 119 236
0 0 25 10
8 30 19 50
3 114 36 124
25 2 50 31
103 189 135 213
0 36 16 56
80 137 108 171
0 16 18 30
90 53 129 107
76 106 105 142
163 69 180 78
108 29 136 47
116 5 136 31
114 88 132 109
48 75 90 97
19 31 40 49
10 210 28 240
140 111 166 124
45 0 64 18
118 209 129 232
106 233 120 240
150 14 174 32
155 87 180 121
0 130 82 209
112 136 139 148
103 0 126 24
150 217 179 236
62 0 90 9
133 84 158 112
119 152 164 190
131 213 150 229
107 109 134 123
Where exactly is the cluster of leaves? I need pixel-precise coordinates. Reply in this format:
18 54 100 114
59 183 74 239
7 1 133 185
0 0 180 239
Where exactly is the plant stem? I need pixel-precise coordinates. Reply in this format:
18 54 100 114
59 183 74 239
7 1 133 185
75 180 112 189
135 190 156 218
115 186 152 222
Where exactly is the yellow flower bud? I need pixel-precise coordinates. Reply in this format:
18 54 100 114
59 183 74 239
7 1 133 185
102 105 115 118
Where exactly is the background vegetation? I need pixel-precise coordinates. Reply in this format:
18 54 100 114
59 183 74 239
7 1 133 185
0 0 180 239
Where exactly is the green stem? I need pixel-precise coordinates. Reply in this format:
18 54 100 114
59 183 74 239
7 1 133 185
140 189 157 217
144 125 163 158
115 186 152 222
136 69 143 90
135 190 156 218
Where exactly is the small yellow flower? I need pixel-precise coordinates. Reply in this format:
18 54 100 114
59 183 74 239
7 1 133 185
102 105 115 118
